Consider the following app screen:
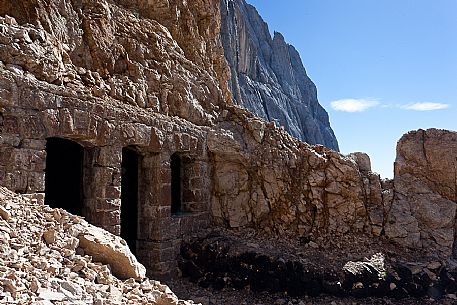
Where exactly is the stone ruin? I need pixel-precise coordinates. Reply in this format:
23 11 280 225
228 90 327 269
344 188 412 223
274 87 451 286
0 0 457 290
0 85 212 279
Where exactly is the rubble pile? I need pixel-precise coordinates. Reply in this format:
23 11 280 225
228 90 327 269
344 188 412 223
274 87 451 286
0 186 195 305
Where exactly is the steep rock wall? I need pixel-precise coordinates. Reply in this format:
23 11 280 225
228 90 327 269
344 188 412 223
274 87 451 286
220 0 339 150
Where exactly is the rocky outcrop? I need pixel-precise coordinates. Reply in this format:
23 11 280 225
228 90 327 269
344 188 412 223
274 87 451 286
220 0 339 150
385 129 457 257
209 123 457 259
209 110 386 239
0 187 194 304
0 0 228 126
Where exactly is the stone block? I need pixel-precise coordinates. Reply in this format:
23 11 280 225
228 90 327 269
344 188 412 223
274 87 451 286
190 177 204 189
96 119 114 146
190 136 198 151
121 122 151 146
13 148 46 171
100 209 121 227
2 115 19 133
149 127 164 151
73 109 90 132
105 185 121 199
160 184 171 207
160 167 171 184
27 171 45 192
41 109 60 135
94 147 122 167
0 147 13 166
95 198 120 211
0 76 18 106
58 108 74 135
20 115 46 138
183 189 198 202
20 139 46 150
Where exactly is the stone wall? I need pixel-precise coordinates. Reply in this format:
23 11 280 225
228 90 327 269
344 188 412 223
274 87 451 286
1 0 457 283
0 59 211 278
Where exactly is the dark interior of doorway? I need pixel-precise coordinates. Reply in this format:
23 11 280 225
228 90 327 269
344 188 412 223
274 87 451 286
170 153 182 215
121 147 139 255
44 137 84 216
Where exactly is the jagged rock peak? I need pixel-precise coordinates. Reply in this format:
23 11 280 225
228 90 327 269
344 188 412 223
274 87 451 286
220 0 339 151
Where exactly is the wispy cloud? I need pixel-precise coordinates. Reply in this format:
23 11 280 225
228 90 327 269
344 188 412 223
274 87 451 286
400 102 449 111
330 98 379 112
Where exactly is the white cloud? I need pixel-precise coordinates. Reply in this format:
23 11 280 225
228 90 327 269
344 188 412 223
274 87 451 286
330 98 379 112
401 102 449 111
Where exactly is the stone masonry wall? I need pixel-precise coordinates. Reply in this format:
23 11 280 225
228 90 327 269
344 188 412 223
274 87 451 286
0 61 211 279
1 0 457 283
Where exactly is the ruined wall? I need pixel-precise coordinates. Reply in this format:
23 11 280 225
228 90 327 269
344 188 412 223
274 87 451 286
1 0 457 284
0 15 216 281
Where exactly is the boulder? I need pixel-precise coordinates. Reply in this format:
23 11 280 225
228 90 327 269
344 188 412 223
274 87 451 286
77 224 146 280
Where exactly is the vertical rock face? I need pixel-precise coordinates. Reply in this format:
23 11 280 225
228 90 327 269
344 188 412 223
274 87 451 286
220 0 339 151
385 129 457 256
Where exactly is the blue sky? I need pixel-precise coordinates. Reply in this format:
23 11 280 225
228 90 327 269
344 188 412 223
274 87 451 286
247 0 457 178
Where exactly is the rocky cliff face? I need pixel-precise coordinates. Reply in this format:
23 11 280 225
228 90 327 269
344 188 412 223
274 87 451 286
209 121 457 258
220 0 339 150
0 0 229 126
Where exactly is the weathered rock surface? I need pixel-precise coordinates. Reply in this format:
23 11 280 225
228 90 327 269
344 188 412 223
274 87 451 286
0 186 196 304
0 0 227 126
209 112 388 240
385 129 457 256
209 124 457 260
77 224 146 280
220 0 339 150
1 0 457 302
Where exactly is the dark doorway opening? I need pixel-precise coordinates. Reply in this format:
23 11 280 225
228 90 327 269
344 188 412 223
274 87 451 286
171 153 182 215
45 137 84 216
121 147 139 255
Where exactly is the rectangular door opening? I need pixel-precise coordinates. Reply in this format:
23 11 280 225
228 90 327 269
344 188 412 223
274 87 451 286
44 137 84 216
171 153 182 215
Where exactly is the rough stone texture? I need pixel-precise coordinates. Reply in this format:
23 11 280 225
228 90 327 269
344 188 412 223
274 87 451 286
220 0 339 150
0 10 212 279
209 122 457 258
385 129 457 257
0 0 457 293
0 186 196 304
208 110 388 240
0 0 228 126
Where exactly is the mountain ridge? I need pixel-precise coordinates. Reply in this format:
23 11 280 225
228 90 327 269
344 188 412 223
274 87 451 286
220 0 339 150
